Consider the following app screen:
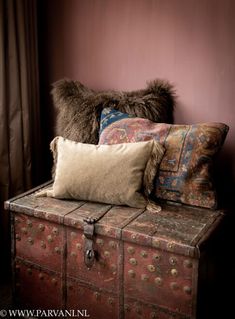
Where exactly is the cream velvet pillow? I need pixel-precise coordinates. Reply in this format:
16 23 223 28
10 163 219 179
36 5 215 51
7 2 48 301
39 137 164 208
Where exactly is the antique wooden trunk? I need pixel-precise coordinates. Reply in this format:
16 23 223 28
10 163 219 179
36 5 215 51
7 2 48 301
5 182 228 319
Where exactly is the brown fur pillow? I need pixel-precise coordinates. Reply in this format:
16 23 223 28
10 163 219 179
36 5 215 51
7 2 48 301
51 79 175 144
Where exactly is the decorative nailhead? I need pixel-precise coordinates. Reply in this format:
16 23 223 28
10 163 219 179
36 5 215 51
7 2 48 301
47 235 53 243
27 268 32 275
167 242 174 251
183 286 192 295
131 233 137 240
54 247 61 254
52 227 59 235
124 304 130 312
153 254 161 261
26 220 32 228
169 256 177 265
76 243 82 250
16 234 21 241
152 239 160 248
147 264 156 273
15 217 19 223
109 241 116 248
150 312 157 319
21 227 27 234
108 297 114 306
129 258 137 266
51 278 57 285
39 273 44 280
96 239 104 246
184 259 193 268
27 237 34 245
40 241 46 249
111 264 117 273
94 292 100 300
154 277 163 286
38 224 45 232
73 221 78 226
170 282 179 290
141 274 149 281
104 251 110 258
70 232 76 237
171 268 178 277
128 269 136 278
71 252 77 257
127 246 135 254
140 250 148 258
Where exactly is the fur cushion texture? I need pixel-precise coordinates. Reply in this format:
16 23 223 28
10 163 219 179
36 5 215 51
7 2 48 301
36 137 165 209
99 108 229 209
51 78 175 144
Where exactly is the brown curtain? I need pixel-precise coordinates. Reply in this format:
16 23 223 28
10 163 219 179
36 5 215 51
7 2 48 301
0 0 41 278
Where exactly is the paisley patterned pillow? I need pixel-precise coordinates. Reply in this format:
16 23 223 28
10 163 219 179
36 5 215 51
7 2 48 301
99 108 229 209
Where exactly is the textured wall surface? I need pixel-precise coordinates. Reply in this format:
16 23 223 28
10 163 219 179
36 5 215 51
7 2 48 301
38 0 235 209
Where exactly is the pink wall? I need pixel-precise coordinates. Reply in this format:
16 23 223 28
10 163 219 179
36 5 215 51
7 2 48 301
39 0 235 208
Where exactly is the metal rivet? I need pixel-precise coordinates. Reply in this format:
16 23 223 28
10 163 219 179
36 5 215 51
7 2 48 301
71 232 76 237
150 312 157 319
27 237 34 245
16 234 21 241
73 221 78 226
170 282 179 290
184 259 193 268
26 220 32 228
54 247 61 254
167 242 174 251
27 268 32 275
40 241 46 249
39 273 44 280
141 274 149 281
184 286 192 295
153 254 161 261
94 292 100 300
76 243 82 250
104 251 110 258
127 246 135 254
140 250 148 258
154 277 163 286
108 297 114 306
71 251 77 257
147 264 156 273
131 234 137 240
171 269 178 277
52 227 59 235
15 217 19 223
96 238 104 246
128 269 136 278
109 241 116 248
21 227 27 235
51 278 57 285
124 304 130 312
111 264 117 273
129 258 137 266
38 224 45 232
169 256 177 265
82 234 85 240
47 235 53 243
152 239 160 248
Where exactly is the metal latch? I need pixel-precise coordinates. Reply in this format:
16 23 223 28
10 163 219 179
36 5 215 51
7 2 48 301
83 217 97 269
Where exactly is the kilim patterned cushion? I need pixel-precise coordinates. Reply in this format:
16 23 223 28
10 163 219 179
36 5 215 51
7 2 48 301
99 108 229 209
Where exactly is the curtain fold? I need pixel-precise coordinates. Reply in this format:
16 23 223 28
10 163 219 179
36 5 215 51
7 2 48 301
0 0 41 278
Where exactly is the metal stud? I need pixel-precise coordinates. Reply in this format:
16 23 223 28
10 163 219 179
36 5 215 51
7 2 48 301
109 241 116 249
16 234 21 241
71 251 77 257
124 304 130 312
167 242 174 251
184 259 193 268
104 251 110 258
27 268 32 275
129 258 137 266
183 286 192 295
147 264 156 273
131 233 137 240
39 273 44 280
51 278 57 285
150 312 157 319
96 238 104 246
52 227 59 235
27 237 34 245
141 274 149 281
154 277 163 286
26 220 32 228
108 297 114 306
127 246 135 254
47 235 53 243
152 239 160 248
38 224 45 232
71 232 76 237
73 221 78 226
169 256 177 265
94 292 100 300
153 253 161 261
128 269 136 278
170 282 179 291
15 217 19 223
76 243 82 250
111 264 117 273
21 227 27 235
40 241 46 249
140 250 148 258
171 269 178 277
54 247 61 254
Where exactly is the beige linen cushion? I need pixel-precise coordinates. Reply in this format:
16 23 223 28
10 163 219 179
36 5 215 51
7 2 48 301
38 137 164 208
